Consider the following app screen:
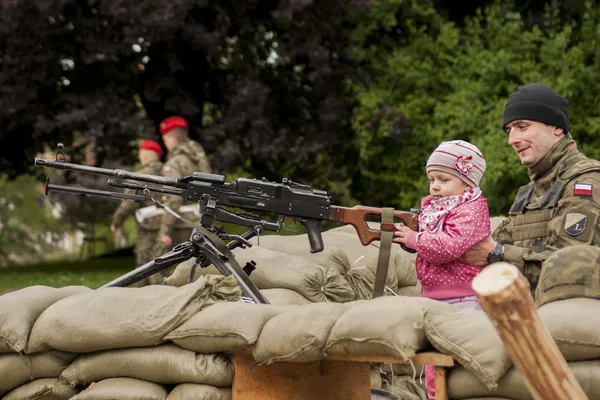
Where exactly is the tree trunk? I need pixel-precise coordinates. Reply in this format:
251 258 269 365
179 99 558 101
471 262 588 400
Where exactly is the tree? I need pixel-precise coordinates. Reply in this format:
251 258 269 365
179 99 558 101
349 0 600 215
0 0 368 206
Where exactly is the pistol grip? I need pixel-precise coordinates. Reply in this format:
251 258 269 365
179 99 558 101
304 219 324 253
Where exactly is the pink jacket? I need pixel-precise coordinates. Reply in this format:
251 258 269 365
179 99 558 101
405 194 491 299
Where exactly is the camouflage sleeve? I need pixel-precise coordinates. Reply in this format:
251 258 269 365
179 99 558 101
495 173 600 286
158 162 184 238
111 192 141 227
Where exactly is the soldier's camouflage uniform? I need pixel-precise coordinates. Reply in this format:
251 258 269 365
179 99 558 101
111 159 163 268
535 244 600 307
493 134 600 294
153 138 212 266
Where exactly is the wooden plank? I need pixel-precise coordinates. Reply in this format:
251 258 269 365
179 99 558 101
231 353 371 400
434 366 448 400
324 351 454 367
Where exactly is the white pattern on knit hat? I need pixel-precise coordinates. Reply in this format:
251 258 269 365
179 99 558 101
426 140 486 187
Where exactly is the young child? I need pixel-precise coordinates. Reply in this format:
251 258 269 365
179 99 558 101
393 139 490 400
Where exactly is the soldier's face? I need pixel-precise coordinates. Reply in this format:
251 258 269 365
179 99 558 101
505 120 565 167
427 170 471 198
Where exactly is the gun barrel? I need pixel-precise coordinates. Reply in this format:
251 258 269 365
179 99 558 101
35 158 180 187
45 179 146 203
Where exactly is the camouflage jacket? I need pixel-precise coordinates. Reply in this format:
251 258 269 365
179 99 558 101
111 160 163 229
493 134 600 291
159 139 212 237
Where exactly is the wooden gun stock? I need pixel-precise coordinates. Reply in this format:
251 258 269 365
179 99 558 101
329 205 418 246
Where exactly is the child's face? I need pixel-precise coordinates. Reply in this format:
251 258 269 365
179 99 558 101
428 170 471 197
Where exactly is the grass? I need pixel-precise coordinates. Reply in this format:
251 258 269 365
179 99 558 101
0 256 135 291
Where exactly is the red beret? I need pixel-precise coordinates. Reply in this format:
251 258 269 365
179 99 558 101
159 116 189 135
139 139 164 156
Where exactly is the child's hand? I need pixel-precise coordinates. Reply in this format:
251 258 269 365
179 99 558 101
393 224 417 249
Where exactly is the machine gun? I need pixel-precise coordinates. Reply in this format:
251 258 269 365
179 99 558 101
35 143 418 304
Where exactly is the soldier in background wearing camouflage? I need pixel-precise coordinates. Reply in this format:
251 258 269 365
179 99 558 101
110 140 164 283
460 83 600 293
154 116 212 262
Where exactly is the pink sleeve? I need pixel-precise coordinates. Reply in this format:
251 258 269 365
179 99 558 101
415 198 491 264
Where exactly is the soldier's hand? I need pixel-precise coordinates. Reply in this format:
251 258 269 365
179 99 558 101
160 235 172 246
459 235 497 267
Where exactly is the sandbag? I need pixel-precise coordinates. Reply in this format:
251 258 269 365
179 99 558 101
28 275 240 353
326 249 410 300
60 344 233 387
324 296 454 360
396 285 421 297
382 376 427 400
253 302 351 365
370 368 383 390
0 285 90 353
380 362 425 378
0 351 77 395
167 384 232 400
539 298 600 361
424 308 511 390
71 378 168 400
448 360 600 400
165 246 354 302
165 302 296 354
260 288 312 305
3 378 80 400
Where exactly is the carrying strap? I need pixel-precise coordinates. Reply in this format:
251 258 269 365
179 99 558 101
373 207 395 299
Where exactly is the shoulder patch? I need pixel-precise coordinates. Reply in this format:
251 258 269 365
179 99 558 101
564 213 587 236
573 183 593 197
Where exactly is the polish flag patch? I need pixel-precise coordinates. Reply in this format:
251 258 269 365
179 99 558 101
574 183 593 196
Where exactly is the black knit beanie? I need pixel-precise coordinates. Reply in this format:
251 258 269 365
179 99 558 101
502 83 569 132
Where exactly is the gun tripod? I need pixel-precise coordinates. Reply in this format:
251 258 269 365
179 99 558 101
101 195 282 305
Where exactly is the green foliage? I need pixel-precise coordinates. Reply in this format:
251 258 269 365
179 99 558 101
0 175 67 266
349 0 600 214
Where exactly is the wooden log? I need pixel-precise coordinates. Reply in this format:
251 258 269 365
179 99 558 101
471 262 588 400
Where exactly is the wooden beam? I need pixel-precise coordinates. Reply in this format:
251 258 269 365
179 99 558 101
324 351 454 367
231 353 370 400
472 262 588 400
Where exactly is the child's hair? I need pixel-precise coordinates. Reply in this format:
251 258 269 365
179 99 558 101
426 140 486 187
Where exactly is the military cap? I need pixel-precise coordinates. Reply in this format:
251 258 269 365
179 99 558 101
139 139 164 157
160 116 188 135
536 244 600 307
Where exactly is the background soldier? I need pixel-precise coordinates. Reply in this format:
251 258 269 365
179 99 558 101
460 83 600 294
110 139 164 284
154 116 212 263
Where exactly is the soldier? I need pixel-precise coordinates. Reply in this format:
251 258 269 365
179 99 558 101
154 116 212 260
110 139 164 279
460 83 600 293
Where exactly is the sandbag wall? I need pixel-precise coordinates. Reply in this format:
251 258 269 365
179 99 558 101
165 224 421 301
1 287 444 399
0 277 240 400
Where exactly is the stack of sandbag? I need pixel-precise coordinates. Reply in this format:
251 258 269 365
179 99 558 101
164 224 420 302
164 244 355 303
0 285 90 398
166 296 454 366
1 275 240 400
422 298 600 399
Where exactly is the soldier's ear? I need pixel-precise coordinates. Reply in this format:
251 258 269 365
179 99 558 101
552 126 565 137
